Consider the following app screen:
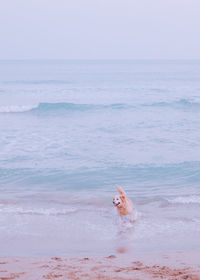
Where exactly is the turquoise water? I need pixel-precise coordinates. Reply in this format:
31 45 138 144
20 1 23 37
0 60 200 256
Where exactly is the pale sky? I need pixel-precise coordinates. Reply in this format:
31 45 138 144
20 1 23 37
0 0 200 59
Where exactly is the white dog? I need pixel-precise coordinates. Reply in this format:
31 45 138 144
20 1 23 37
113 185 134 223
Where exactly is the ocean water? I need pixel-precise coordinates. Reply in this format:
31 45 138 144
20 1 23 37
0 60 200 256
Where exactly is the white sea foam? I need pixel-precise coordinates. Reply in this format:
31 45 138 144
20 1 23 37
0 105 38 113
0 205 77 215
168 195 200 204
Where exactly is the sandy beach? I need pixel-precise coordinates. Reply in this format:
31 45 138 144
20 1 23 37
1 251 200 280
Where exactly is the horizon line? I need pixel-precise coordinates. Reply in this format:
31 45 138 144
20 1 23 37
0 58 200 61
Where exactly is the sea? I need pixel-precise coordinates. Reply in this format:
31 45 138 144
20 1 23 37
0 60 200 256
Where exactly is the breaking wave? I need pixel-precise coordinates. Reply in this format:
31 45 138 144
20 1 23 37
0 102 128 114
1 99 200 114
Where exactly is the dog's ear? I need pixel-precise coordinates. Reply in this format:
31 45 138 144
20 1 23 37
116 185 126 197
120 195 126 204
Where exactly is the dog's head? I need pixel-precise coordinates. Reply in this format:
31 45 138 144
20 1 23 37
113 195 122 207
113 185 126 207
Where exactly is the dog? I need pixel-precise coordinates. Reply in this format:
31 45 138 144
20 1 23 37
113 185 134 223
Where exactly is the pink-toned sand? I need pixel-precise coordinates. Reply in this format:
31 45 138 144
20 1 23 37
0 251 200 280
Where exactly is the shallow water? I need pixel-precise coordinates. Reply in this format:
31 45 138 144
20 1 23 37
0 60 200 256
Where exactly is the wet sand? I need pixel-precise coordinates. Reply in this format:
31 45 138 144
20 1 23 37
0 251 200 280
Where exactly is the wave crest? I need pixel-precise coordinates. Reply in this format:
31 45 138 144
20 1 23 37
0 102 128 114
149 99 200 109
1 99 200 114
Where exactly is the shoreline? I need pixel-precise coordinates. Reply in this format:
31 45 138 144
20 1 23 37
1 251 200 279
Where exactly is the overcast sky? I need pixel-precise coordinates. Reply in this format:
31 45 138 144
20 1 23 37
0 0 200 59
